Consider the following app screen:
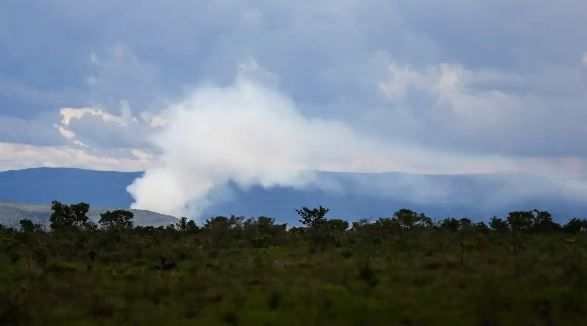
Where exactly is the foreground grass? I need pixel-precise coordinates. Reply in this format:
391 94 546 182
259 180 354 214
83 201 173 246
1 228 586 325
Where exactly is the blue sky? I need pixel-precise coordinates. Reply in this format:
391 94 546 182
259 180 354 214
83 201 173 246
1 0 587 177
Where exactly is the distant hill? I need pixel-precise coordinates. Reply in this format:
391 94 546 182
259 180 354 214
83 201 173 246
205 172 587 223
0 168 141 208
0 167 586 225
0 202 178 228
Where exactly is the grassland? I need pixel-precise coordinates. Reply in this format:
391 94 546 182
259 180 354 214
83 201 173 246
1 207 586 325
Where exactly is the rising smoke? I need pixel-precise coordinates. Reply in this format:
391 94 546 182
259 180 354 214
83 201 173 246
126 60 587 219
126 61 388 217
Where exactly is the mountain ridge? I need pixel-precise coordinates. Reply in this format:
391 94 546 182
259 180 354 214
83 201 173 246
1 167 586 225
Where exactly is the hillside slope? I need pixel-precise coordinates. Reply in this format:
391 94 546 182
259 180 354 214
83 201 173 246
0 202 177 228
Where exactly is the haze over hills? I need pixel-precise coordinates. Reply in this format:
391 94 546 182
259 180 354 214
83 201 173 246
0 168 586 225
209 172 587 223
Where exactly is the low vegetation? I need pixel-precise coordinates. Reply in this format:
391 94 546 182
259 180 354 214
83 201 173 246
1 201 587 324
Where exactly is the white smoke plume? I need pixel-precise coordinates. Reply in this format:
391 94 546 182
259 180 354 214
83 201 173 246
127 61 389 217
126 60 587 218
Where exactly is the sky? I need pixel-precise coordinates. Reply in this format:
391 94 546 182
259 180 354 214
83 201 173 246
2 1 587 215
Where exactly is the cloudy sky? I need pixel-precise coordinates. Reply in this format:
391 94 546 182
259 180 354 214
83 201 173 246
2 0 587 179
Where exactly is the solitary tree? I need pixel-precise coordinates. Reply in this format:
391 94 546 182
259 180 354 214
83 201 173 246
98 210 134 230
296 206 329 228
50 201 90 231
394 209 432 230
19 219 35 232
176 217 188 231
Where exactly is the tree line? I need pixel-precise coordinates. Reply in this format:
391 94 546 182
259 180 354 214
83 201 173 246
6 200 587 240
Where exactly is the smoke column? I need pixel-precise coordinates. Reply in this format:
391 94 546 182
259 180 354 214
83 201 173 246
127 61 387 217
127 61 587 219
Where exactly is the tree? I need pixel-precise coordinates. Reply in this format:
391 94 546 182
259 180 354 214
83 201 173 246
243 216 287 247
507 211 534 232
326 219 349 232
562 218 587 233
49 201 90 231
374 217 401 234
351 219 371 231
204 216 243 247
474 222 490 234
439 218 460 231
296 206 329 228
186 220 199 232
324 219 349 247
176 217 199 232
489 216 508 232
459 218 473 230
98 210 134 230
176 217 188 231
204 216 231 229
393 209 432 230
19 219 35 232
531 210 560 233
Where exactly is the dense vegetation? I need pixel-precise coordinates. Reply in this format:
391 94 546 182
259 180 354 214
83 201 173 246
1 201 587 324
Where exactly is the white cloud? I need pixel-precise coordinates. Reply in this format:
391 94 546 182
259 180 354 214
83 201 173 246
56 125 76 141
0 142 158 172
369 52 587 159
56 101 157 150
582 53 587 67
60 104 132 127
378 55 520 123
378 62 419 100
